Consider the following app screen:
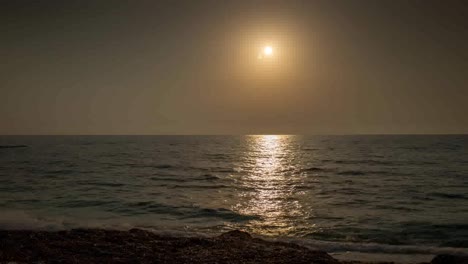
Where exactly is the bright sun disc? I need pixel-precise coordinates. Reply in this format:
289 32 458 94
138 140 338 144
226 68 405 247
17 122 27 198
263 46 273 56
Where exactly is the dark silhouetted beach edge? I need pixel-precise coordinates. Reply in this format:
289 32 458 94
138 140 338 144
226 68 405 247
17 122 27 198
0 229 465 264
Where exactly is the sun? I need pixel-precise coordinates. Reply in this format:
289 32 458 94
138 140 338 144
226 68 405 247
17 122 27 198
263 46 273 56
258 46 274 60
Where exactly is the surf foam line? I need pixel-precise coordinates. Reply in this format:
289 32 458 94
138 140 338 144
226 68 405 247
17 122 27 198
272 236 468 257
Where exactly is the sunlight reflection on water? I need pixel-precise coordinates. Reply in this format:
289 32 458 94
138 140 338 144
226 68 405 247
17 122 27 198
233 135 308 236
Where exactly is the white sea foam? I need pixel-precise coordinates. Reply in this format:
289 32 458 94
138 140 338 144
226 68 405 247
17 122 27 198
276 236 468 256
330 252 433 263
0 210 133 231
0 210 65 230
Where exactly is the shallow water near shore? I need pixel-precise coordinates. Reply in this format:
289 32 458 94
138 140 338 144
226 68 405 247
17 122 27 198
1 135 467 262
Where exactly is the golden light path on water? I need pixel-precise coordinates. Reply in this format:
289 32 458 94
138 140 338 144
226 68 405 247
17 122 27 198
232 135 312 236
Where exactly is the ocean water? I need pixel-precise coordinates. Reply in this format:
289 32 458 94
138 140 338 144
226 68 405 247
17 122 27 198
1 135 467 261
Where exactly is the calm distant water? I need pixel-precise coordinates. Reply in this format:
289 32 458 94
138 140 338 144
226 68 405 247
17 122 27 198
1 135 467 259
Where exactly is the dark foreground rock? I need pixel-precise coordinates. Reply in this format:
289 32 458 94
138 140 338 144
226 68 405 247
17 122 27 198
0 229 339 264
1 229 465 264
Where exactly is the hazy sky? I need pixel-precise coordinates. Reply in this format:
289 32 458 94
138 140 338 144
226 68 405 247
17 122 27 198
2 0 467 135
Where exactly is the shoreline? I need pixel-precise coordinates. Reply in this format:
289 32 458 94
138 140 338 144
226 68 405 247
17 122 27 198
0 229 465 264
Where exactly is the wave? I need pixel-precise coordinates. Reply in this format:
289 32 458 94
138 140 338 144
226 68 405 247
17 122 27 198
0 210 143 230
0 145 28 149
112 202 258 222
374 204 421 212
430 192 468 200
321 158 441 167
399 222 468 233
150 173 221 183
301 148 320 151
300 167 329 172
199 173 221 180
334 169 412 176
283 237 468 257
205 153 230 160
0 204 257 225
153 164 173 169
73 180 125 187
168 184 229 189
58 200 118 208
0 210 466 258
187 208 259 222
337 170 366 176
45 169 77 175
113 163 174 169
210 167 238 173
321 159 395 166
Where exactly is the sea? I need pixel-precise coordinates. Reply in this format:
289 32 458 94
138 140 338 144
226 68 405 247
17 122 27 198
0 135 467 262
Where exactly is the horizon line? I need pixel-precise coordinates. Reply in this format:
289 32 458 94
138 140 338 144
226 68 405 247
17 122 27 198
1 133 467 136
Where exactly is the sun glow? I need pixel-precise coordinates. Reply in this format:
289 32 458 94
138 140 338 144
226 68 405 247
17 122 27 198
263 46 273 56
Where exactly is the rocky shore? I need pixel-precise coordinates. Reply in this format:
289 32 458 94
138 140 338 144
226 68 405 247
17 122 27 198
0 229 466 264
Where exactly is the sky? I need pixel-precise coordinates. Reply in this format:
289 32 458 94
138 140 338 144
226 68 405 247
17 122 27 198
1 0 467 135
